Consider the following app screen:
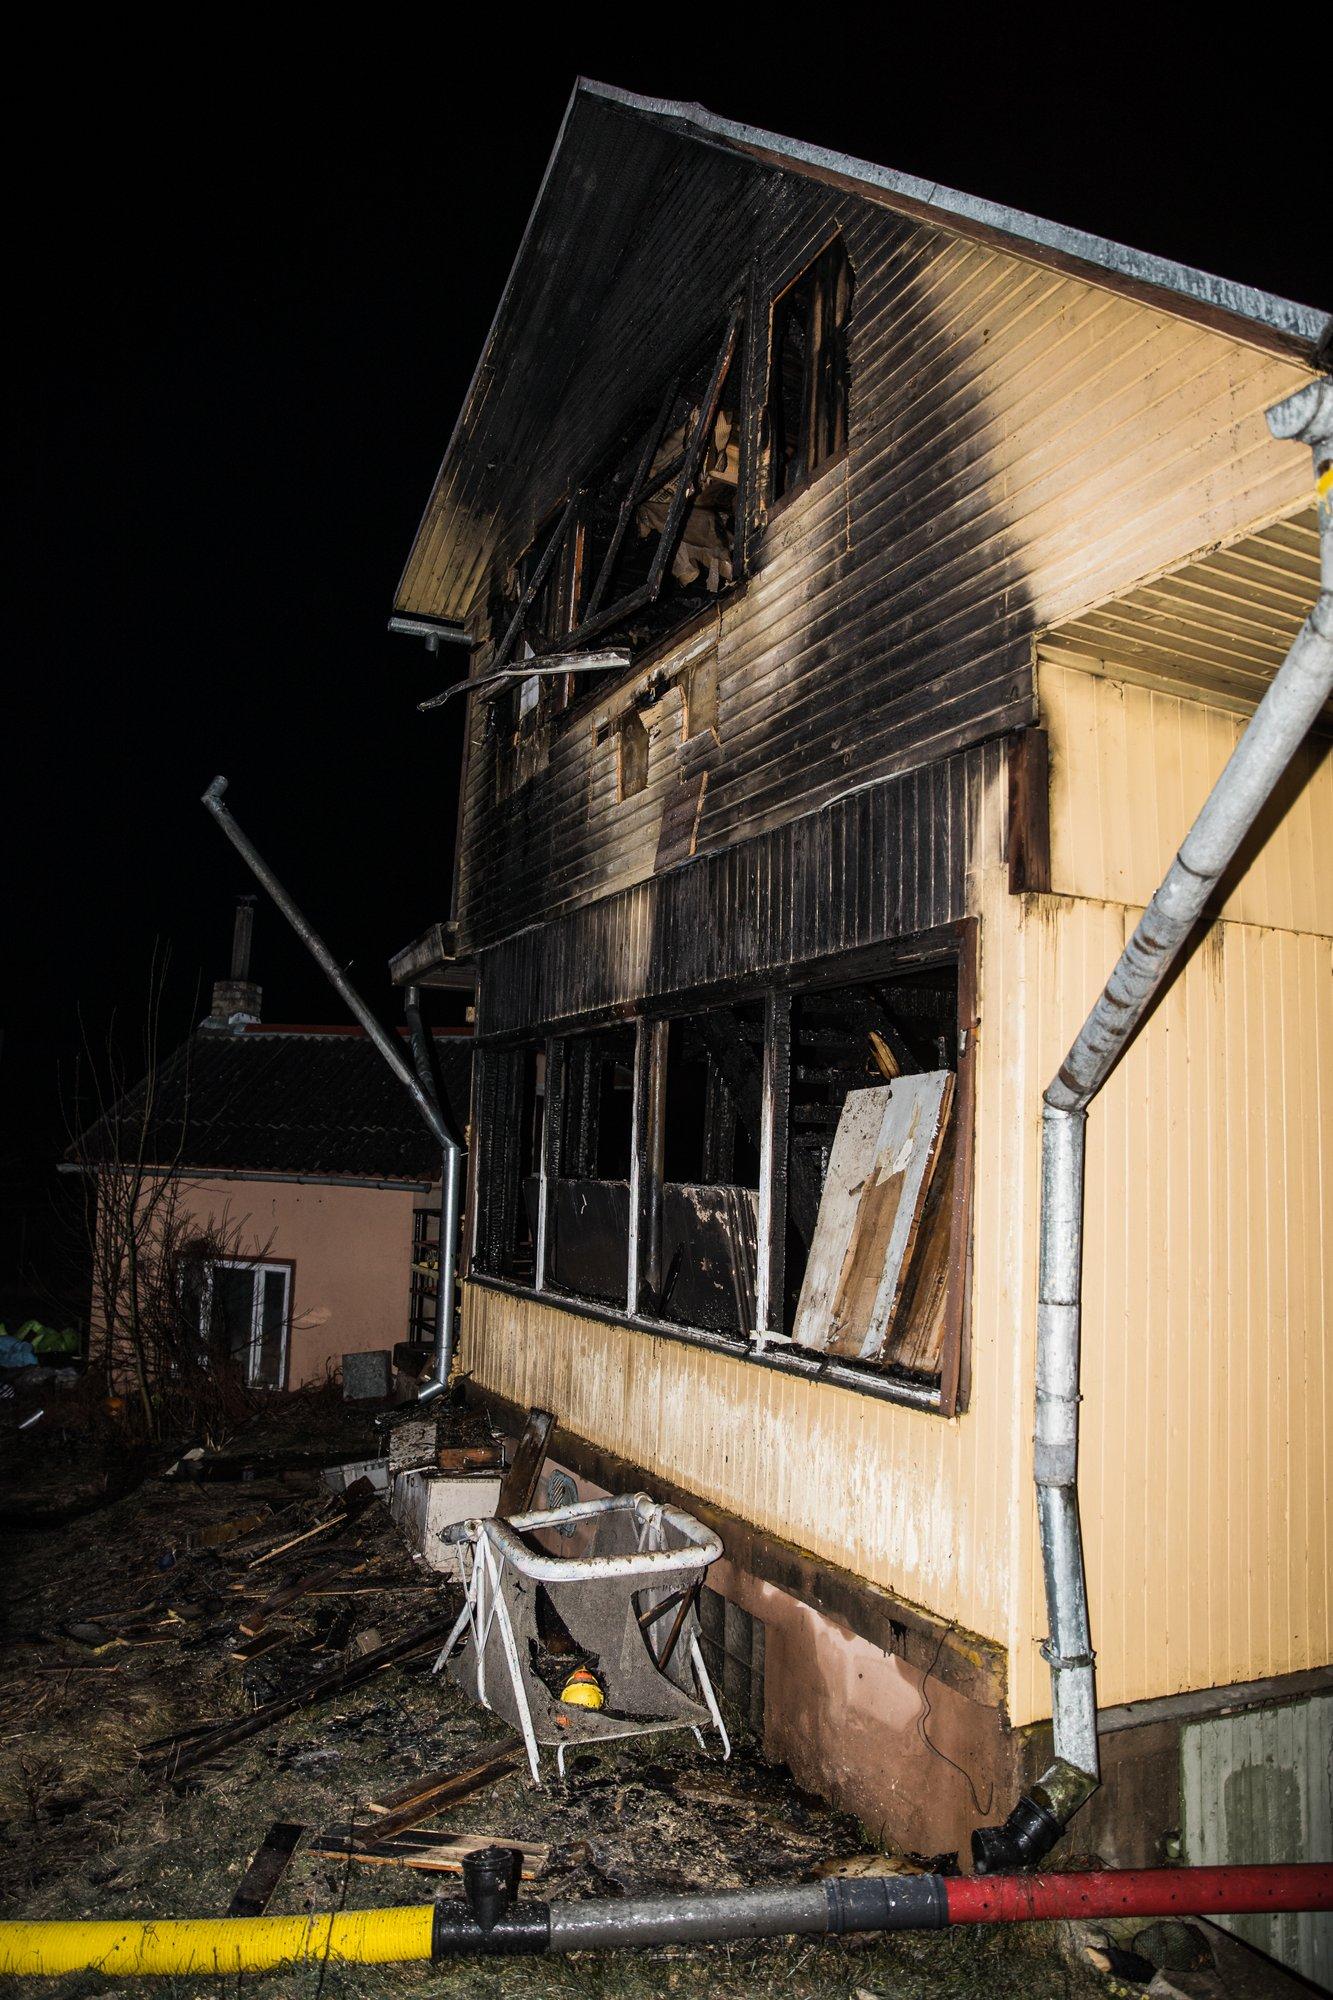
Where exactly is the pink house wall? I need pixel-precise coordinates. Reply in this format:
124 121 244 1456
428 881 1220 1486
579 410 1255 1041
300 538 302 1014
177 1177 425 1387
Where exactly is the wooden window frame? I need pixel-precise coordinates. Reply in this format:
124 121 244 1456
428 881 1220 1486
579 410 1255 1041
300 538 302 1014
764 234 854 515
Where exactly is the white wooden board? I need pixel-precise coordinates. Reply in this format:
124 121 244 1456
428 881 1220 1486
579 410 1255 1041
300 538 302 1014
791 1074 953 1363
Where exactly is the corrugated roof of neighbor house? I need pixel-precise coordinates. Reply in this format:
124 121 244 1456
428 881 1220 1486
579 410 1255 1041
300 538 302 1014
395 78 1329 621
69 1027 472 1186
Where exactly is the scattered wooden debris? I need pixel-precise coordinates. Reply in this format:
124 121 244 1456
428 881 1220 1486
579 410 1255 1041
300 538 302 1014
238 1559 369 1635
193 1508 271 1550
141 1617 455 1776
496 1407 554 1518
437 1444 505 1475
229 1630 291 1662
226 1821 305 1917
307 1828 548 1878
365 1747 523 1836
247 1516 345 1569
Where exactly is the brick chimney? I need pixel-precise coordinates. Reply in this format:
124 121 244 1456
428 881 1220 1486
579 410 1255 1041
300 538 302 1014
203 896 262 1033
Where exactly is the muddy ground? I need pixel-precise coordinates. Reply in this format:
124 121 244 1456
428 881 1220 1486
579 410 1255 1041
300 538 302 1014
0 1391 1286 1998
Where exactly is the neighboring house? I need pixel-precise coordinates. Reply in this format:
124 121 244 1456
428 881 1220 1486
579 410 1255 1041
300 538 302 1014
387 80 1333 1907
72 909 470 1391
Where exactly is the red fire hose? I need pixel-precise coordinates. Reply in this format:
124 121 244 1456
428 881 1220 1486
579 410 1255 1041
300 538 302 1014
946 1864 1333 1925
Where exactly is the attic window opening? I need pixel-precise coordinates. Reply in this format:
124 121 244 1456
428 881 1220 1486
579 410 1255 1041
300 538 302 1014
766 236 853 506
491 308 743 691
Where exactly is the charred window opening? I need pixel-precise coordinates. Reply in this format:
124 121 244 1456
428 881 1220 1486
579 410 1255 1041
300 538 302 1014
486 308 743 716
766 237 853 507
490 510 584 796
653 1009 763 1338
571 313 743 657
780 966 960 1390
472 1044 543 1282
617 712 650 801
471 940 972 1413
543 1024 636 1310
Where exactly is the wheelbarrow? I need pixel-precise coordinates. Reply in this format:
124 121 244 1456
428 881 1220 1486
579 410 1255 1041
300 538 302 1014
432 1490 730 1782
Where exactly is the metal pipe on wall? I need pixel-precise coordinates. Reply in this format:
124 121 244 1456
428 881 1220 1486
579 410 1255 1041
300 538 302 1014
201 777 463 1400
403 983 464 1400
975 376 1333 1871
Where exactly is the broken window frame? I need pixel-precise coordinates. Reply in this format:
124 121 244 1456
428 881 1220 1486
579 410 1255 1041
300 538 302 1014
469 923 975 1417
488 305 744 699
764 235 854 511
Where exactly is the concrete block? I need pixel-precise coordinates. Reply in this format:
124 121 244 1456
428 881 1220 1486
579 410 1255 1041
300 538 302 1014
391 1468 502 1575
342 1350 391 1400
322 1456 391 1497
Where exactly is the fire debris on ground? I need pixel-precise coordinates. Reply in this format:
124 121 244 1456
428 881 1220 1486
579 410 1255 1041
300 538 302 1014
0 1395 1243 1999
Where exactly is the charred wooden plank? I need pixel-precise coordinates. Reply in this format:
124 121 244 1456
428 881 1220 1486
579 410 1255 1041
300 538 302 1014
495 1408 555 1519
1007 725 1052 893
227 1821 304 1917
141 1618 455 1777
365 1748 523 1835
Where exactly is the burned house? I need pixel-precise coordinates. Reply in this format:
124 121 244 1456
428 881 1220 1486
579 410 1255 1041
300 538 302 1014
390 81 1331 1915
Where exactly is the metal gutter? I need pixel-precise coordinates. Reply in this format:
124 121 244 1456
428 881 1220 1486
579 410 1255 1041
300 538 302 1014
57 1163 434 1194
201 777 466 1402
973 375 1333 1872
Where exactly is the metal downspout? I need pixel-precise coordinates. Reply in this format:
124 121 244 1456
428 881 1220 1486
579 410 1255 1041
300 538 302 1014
201 777 462 1401
402 983 464 1401
976 377 1333 1869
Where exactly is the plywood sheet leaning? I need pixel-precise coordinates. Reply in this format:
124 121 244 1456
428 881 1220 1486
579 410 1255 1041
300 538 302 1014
791 1075 954 1363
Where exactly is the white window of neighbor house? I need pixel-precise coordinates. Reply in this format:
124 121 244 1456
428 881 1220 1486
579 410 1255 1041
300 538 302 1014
203 1259 292 1390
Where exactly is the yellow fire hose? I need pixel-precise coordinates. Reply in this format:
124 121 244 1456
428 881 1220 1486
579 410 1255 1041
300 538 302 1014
0 1904 436 1977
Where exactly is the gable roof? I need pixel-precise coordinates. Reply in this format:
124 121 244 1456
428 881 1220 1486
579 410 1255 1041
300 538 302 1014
395 79 1328 625
70 1027 471 1187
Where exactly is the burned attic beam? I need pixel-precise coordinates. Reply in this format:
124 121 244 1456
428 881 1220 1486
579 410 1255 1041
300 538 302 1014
583 369 681 620
417 649 630 713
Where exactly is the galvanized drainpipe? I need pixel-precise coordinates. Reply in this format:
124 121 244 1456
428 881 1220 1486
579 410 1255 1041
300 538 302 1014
201 777 462 1400
974 376 1333 1871
402 983 464 1401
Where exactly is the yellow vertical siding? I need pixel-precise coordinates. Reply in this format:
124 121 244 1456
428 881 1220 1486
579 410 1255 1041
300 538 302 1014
997 660 1332 1722
463 1279 1020 1658
994 889 1332 1724
1041 655 1333 935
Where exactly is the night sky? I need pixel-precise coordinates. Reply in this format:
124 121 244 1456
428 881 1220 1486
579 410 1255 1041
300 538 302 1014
6 29 1323 1314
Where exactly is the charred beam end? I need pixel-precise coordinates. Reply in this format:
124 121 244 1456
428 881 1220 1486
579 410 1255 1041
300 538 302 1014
1006 726 1051 895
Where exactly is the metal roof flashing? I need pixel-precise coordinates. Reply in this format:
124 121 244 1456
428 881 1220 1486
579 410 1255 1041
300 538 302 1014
580 80 1327 353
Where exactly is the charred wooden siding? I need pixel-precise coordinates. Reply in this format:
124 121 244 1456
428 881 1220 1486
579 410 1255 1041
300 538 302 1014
433 98 1312 959
474 741 1002 1037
